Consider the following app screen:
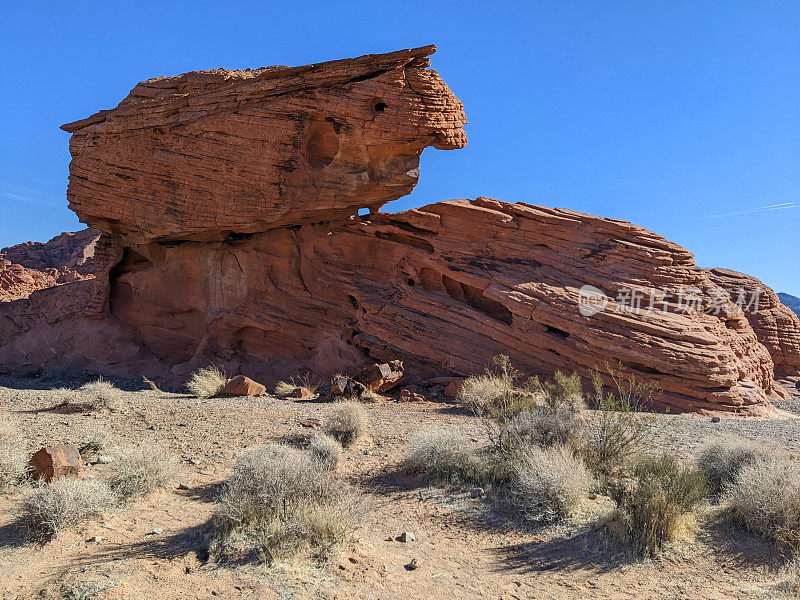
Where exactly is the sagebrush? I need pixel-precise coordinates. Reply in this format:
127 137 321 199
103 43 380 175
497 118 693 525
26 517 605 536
210 444 363 565
18 478 116 539
725 455 800 552
324 401 366 448
109 444 179 501
308 433 341 471
504 444 592 523
0 415 27 489
697 436 766 495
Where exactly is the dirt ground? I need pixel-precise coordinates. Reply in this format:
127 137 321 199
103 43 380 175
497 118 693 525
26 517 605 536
0 375 798 600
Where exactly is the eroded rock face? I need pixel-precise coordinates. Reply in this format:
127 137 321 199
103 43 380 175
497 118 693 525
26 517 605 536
706 268 800 374
0 46 795 415
62 46 466 241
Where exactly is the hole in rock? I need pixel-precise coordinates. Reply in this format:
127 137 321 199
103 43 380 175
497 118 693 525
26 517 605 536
358 208 370 217
373 100 388 112
306 120 339 168
418 269 513 325
545 325 570 338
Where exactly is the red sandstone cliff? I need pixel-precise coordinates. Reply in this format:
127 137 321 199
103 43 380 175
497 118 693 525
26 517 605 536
0 46 796 414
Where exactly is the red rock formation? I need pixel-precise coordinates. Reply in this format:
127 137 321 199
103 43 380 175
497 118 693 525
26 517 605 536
62 46 466 241
0 229 99 302
0 46 795 415
706 268 800 375
29 444 83 482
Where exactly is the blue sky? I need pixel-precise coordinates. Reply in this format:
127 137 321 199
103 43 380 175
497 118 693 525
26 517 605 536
1 1 798 292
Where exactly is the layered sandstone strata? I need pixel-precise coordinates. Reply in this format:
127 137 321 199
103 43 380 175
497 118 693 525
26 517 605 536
706 268 800 374
62 46 466 241
0 46 795 414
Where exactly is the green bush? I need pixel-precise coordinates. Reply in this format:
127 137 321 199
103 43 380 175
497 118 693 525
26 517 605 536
609 454 707 556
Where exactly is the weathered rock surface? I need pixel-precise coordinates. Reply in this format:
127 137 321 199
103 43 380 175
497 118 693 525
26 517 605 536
222 375 266 397
355 361 404 392
30 443 83 481
0 47 796 415
62 46 466 241
706 268 800 374
0 229 99 302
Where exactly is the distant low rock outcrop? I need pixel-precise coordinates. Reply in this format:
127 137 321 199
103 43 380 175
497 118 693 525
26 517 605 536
0 46 797 414
778 292 800 319
0 229 99 302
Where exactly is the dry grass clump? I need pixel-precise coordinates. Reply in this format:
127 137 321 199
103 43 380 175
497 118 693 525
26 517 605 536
109 444 179 501
697 436 767 496
210 444 363 565
324 401 366 448
186 365 227 398
609 454 707 556
0 414 28 489
504 445 592 524
458 355 539 424
308 433 341 471
18 478 115 540
725 455 800 551
74 379 121 411
275 373 322 397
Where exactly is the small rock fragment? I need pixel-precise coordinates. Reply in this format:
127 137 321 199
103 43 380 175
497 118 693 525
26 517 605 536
404 558 419 571
288 386 315 400
87 535 102 543
397 531 416 542
710 416 721 423
470 487 484 498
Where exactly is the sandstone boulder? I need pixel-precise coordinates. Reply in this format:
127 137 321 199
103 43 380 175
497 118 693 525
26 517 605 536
288 386 315 400
331 376 367 398
354 361 404 392
61 46 466 241
30 444 83 481
222 375 266 397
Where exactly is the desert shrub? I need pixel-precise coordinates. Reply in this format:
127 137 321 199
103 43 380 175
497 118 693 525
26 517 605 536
18 478 115 539
459 356 540 424
504 445 592 524
76 422 113 460
210 444 363 565
403 428 517 486
324 401 366 448
0 415 27 489
504 403 585 452
308 433 341 471
274 380 296 397
275 373 323 397
697 436 766 495
609 454 707 556
186 365 227 398
725 455 800 549
74 379 120 411
109 444 179 501
405 428 483 484
581 370 657 483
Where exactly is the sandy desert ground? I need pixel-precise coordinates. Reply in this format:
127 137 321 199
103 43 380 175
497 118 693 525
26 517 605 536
0 374 799 600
